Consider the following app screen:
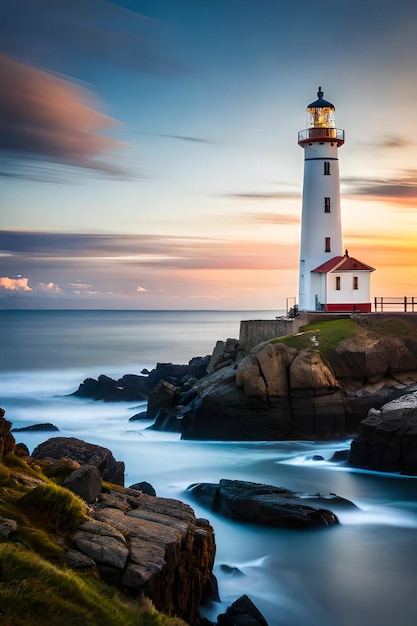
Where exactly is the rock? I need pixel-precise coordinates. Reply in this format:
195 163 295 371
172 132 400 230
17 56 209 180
12 423 59 432
71 518 129 571
63 464 102 503
64 549 96 569
31 437 125 486
349 391 417 474
0 409 15 457
329 449 350 463
146 363 189 392
147 380 177 420
14 442 29 456
129 481 156 496
217 594 268 626
68 488 217 624
188 355 211 379
187 479 347 529
72 374 148 402
0 516 17 538
128 411 149 422
207 339 240 375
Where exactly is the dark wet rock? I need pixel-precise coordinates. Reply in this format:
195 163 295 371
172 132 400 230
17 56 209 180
329 449 350 463
187 479 352 529
147 380 177 420
32 437 125 486
349 391 417 475
219 564 245 577
128 481 156 496
312 455 325 461
128 411 149 422
217 594 268 626
72 374 148 402
12 423 59 432
63 464 102 503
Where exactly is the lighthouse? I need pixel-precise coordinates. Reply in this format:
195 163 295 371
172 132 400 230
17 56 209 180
298 88 374 312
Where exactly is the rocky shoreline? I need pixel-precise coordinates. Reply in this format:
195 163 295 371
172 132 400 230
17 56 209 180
71 315 417 474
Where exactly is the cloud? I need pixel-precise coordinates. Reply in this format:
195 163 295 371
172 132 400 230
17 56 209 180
149 133 213 144
136 286 147 292
343 170 417 204
0 229 297 272
0 55 127 177
225 191 300 200
0 276 32 291
37 282 62 292
243 211 300 225
0 0 176 75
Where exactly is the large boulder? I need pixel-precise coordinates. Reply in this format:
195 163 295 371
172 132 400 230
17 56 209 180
187 479 355 529
349 391 417 475
32 437 125 486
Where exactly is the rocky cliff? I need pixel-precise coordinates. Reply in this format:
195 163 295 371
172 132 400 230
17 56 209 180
0 412 217 625
71 315 417 442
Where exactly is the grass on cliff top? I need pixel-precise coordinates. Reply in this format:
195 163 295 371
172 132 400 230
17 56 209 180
366 317 417 338
0 453 187 626
271 318 358 357
0 543 187 626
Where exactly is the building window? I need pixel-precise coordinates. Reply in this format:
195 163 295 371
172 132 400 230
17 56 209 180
325 237 331 252
324 161 330 175
336 276 341 290
324 197 331 212
353 276 358 290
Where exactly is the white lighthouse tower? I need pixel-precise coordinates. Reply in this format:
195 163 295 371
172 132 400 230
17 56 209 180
297 87 374 313
298 87 345 311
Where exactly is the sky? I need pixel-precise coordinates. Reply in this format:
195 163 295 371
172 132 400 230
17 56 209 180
1 0 417 310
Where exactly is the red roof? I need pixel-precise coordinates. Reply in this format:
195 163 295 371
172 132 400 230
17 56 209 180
312 255 375 273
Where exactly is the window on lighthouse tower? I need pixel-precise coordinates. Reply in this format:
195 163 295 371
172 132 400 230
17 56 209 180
324 197 331 212
324 162 330 175
325 237 331 253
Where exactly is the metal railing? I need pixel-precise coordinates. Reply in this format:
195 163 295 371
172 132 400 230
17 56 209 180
374 297 417 312
298 128 345 143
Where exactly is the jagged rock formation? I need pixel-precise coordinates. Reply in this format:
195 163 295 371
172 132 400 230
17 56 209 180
69 487 217 624
187 479 355 530
0 415 218 625
349 391 417 475
140 318 417 441
0 408 15 457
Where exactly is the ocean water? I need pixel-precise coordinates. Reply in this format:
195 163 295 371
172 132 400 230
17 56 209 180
1 310 417 626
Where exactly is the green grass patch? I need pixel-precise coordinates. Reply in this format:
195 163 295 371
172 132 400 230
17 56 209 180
0 543 187 626
271 319 358 357
368 317 417 338
17 483 88 533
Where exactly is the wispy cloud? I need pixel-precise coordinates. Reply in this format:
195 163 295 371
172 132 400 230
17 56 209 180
0 230 297 271
343 170 417 204
0 0 176 76
0 55 128 178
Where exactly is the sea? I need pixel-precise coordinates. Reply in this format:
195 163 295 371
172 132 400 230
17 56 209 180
1 309 417 626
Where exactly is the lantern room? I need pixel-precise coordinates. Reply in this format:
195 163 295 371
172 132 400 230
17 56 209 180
298 87 344 147
307 87 335 128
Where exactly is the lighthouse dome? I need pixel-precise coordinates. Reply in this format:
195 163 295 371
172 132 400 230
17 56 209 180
307 87 335 110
